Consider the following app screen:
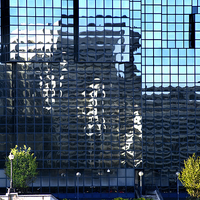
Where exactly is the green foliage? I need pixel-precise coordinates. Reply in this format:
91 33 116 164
179 153 200 198
186 197 200 200
114 198 128 200
5 145 38 192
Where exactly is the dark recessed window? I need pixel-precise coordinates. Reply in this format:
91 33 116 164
189 14 195 48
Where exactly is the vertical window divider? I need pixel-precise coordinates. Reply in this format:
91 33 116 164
74 0 79 62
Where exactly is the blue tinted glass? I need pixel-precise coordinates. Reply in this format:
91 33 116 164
184 6 192 14
10 8 17 15
10 0 17 6
45 0 52 7
27 0 35 7
187 49 194 56
146 6 153 13
162 49 169 56
171 57 178 65
176 6 183 14
36 0 44 7
10 17 18 25
154 49 161 56
176 15 183 22
154 6 161 13
53 0 61 7
176 0 183 5
154 0 161 4
45 8 52 16
162 6 167 14
19 0 26 7
192 6 198 14
146 0 153 4
122 1 129 9
105 1 112 8
79 0 86 8
53 9 61 16
170 0 175 5
146 14 153 22
113 0 120 8
96 0 103 8
19 8 26 16
168 15 175 22
176 32 183 40
154 23 161 30
28 17 35 24
176 24 183 31
168 6 175 14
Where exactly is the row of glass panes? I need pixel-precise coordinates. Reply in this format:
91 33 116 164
144 68 199 74
79 19 129 25
10 8 64 16
79 9 130 15
144 58 200 65
144 77 198 82
0 72 140 75
144 77 198 83
144 32 192 39
142 16 196 23
142 41 198 48
144 36 191 41
143 24 190 30
10 17 62 25
142 0 195 5
9 8 135 17
9 25 131 31
144 65 200 71
10 0 65 8
144 16 199 23
143 6 197 14
79 0 129 9
10 27 71 34
143 48 197 55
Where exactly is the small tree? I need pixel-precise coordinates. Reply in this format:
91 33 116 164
179 153 200 198
5 145 38 192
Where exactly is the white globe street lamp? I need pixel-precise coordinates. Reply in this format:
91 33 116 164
176 172 180 200
8 153 14 193
76 172 81 200
138 171 144 195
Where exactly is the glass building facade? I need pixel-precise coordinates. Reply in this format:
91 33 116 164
0 0 200 199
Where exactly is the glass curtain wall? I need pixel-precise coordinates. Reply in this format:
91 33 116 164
0 0 142 197
142 0 200 193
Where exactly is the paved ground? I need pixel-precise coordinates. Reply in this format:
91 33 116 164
142 190 160 200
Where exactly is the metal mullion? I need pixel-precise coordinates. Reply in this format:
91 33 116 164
74 0 79 62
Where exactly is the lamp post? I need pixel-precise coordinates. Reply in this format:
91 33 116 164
107 169 110 192
138 171 144 195
176 172 180 200
8 153 14 193
76 172 81 200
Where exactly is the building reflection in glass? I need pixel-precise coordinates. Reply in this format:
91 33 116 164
0 0 142 194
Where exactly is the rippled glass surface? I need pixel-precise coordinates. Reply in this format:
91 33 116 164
0 0 142 194
3 0 131 63
141 1 200 192
4 0 200 195
3 0 200 195
77 0 130 62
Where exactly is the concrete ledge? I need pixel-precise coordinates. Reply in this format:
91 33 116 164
0 194 58 200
